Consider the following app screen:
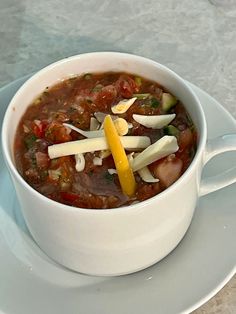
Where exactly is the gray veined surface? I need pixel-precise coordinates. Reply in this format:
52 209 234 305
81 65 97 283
0 0 236 312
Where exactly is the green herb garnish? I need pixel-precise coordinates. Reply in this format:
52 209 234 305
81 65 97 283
104 172 114 182
163 125 179 137
88 170 94 177
150 98 160 108
24 134 37 149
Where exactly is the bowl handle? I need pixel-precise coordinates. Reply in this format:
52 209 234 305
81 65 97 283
200 134 236 196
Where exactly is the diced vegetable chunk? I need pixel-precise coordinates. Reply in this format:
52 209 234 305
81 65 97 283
153 155 183 188
162 93 177 112
163 125 180 137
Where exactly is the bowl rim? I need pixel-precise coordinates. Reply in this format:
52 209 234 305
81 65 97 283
1 51 207 214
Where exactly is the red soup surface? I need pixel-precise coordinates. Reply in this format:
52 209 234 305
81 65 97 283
14 72 197 209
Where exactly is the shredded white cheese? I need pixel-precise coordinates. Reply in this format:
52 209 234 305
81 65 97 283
127 152 135 165
131 136 179 172
75 153 85 172
48 136 151 159
111 97 137 114
138 167 159 183
93 157 103 166
128 152 159 182
133 114 176 129
63 123 103 138
64 118 129 138
108 168 117 175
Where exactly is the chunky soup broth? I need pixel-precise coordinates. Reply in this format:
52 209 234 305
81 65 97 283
14 72 197 209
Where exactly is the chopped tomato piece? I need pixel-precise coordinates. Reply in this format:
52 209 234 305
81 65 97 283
35 152 49 169
153 155 183 188
45 122 72 143
178 128 193 151
93 85 117 110
60 192 79 203
136 182 161 201
115 75 139 98
32 120 48 138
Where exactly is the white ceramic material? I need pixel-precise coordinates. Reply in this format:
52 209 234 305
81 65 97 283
0 77 236 314
2 52 236 276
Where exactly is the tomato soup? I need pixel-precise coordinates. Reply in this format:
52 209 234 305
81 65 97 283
14 72 197 209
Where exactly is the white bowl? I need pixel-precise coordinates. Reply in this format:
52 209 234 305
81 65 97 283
2 52 236 276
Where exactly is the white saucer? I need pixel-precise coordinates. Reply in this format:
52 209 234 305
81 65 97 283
0 76 235 314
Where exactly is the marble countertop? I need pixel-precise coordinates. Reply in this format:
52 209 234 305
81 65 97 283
0 0 235 313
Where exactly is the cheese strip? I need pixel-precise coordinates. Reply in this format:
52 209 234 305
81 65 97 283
103 115 136 197
64 118 128 138
138 167 159 183
127 152 135 164
132 136 179 172
111 97 137 114
128 152 158 183
63 123 103 138
75 153 85 172
93 156 103 166
133 114 176 129
48 136 151 159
